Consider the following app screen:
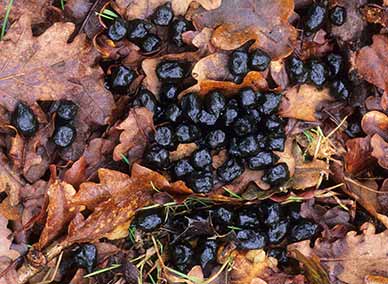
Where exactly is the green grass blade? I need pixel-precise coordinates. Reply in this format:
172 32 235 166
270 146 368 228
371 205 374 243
0 0 14 41
83 264 121 278
102 9 118 18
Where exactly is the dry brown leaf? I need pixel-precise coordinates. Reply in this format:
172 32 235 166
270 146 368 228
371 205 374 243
345 136 374 175
360 4 388 27
170 143 198 161
192 0 297 60
38 179 79 249
217 169 270 194
0 153 24 207
113 107 154 163
330 0 367 44
361 111 388 141
65 164 191 245
287 145 329 190
63 156 87 188
0 214 20 260
355 35 388 92
288 223 388 284
0 0 50 25
230 249 274 284
0 15 115 163
114 0 221 20
0 256 18 284
279 85 333 122
371 134 388 169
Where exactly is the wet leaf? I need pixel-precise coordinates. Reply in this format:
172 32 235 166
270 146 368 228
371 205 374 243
371 134 388 169
65 164 191 244
113 107 154 164
38 180 79 249
288 223 388 284
0 214 20 260
0 15 115 162
279 85 333 122
355 35 388 92
345 136 374 175
0 152 24 207
330 0 367 45
192 0 297 60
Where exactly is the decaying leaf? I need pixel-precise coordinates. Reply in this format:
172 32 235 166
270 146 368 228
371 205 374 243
345 136 374 175
0 0 51 25
371 134 388 169
0 15 115 162
330 0 367 45
0 214 20 260
230 249 274 284
113 107 154 163
0 153 24 207
288 223 388 284
38 180 79 249
279 85 333 122
192 0 297 60
360 4 388 27
355 35 388 92
65 164 191 245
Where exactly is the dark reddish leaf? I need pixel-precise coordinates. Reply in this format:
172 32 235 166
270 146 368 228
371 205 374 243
192 0 297 60
361 111 388 141
371 134 388 169
355 35 388 92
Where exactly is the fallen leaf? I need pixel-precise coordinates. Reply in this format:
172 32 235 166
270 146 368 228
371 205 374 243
345 136 374 175
217 169 270 194
361 111 388 141
170 143 198 161
371 134 388 169
65 164 191 244
0 214 20 260
279 85 333 122
355 35 388 92
22 118 55 183
230 249 274 284
0 15 115 162
0 256 18 284
63 156 87 188
289 250 330 284
270 60 289 90
330 0 367 45
113 108 154 163
38 179 79 249
360 4 388 27
0 0 50 25
288 223 388 284
0 152 24 206
20 180 47 230
192 0 297 60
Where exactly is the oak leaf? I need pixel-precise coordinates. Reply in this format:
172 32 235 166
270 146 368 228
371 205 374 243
355 35 388 92
65 164 191 245
38 180 79 249
371 134 388 169
279 85 333 122
113 107 154 163
192 0 297 60
0 214 20 260
288 223 388 284
345 136 374 175
0 15 115 164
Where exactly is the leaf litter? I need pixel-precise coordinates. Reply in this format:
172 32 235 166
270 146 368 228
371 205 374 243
0 0 388 283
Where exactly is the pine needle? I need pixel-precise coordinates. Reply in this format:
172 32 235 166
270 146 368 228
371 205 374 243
223 186 243 200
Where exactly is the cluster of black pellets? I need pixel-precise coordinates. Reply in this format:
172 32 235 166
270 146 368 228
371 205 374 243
106 3 194 53
11 100 78 148
134 201 320 275
130 59 290 193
